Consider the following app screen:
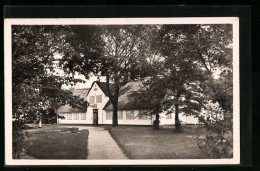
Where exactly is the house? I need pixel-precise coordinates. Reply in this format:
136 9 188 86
57 80 200 125
56 88 90 124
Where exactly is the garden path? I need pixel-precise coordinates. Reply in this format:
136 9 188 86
77 126 127 159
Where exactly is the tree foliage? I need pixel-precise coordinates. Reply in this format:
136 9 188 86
11 24 234 158
12 25 87 158
154 24 233 157
131 24 233 133
60 25 158 126
101 25 158 126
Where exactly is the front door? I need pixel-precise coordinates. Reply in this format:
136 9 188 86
93 109 98 126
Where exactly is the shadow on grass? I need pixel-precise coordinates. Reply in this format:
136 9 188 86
22 125 89 159
108 125 208 159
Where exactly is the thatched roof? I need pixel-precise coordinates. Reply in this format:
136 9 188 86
56 104 86 113
103 80 147 110
56 88 89 113
72 88 90 101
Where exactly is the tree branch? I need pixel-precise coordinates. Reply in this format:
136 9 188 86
197 51 212 74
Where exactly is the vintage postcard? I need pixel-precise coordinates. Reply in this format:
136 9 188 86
5 17 239 165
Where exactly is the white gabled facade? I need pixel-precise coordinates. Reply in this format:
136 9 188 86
86 82 110 125
57 81 202 125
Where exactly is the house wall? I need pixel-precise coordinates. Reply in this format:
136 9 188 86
57 81 201 125
103 110 154 125
86 82 110 125
57 110 201 125
57 112 92 124
159 111 200 125
102 110 201 125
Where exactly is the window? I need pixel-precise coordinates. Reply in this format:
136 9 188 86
96 95 102 103
74 113 79 120
94 88 97 91
80 113 86 120
89 96 95 104
138 111 148 120
106 111 112 120
67 114 72 120
166 114 172 119
126 110 134 120
118 111 123 120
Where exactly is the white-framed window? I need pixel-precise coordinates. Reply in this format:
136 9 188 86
126 110 134 120
96 95 102 103
118 111 123 120
138 110 148 120
89 96 95 104
106 111 112 120
166 114 172 119
74 113 79 120
80 113 86 120
67 114 72 120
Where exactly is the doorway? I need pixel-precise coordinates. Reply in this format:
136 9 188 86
93 109 98 126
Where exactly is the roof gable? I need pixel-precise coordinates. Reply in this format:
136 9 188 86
88 81 114 96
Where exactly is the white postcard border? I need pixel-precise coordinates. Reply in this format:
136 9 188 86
4 17 240 165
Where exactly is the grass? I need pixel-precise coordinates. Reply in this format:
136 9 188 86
22 124 89 159
108 125 208 159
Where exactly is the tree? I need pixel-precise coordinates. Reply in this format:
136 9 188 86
136 53 208 132
159 24 232 73
132 24 233 132
181 25 234 158
101 25 159 126
12 25 86 158
60 25 157 126
196 69 233 158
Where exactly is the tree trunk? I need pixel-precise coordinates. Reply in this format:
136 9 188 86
112 102 118 127
38 114 42 128
174 103 181 132
112 85 119 127
106 74 119 127
153 114 160 130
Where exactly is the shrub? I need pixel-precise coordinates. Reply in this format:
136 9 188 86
197 109 233 158
42 108 59 124
12 120 31 159
197 132 233 158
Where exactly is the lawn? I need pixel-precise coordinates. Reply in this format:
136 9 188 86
108 125 208 159
22 124 89 159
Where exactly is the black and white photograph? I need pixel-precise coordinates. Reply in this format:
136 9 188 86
4 18 239 165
